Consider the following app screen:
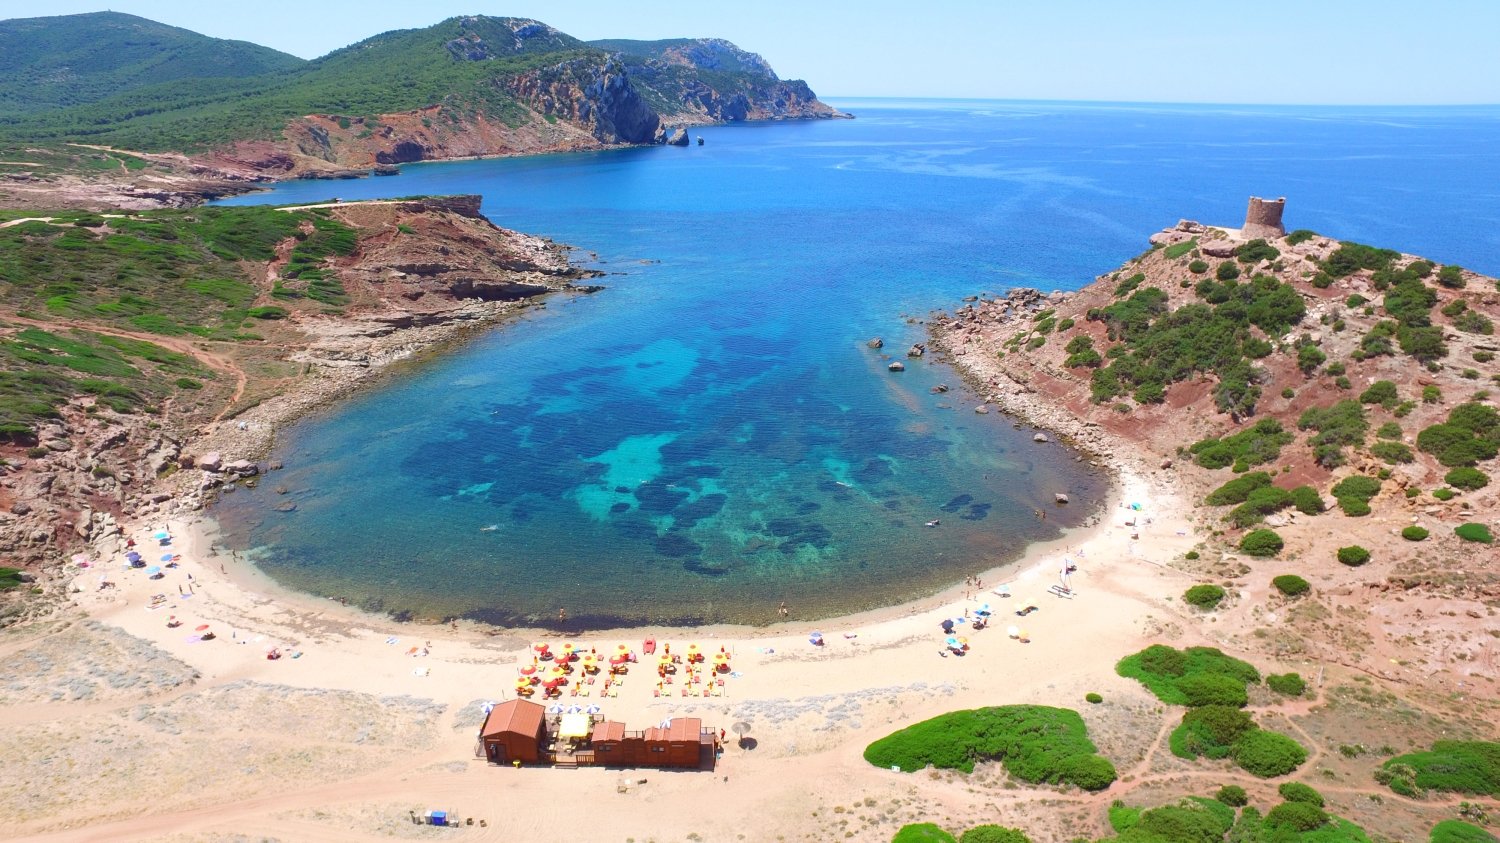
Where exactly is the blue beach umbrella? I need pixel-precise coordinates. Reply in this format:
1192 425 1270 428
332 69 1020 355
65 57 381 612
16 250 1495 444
146 565 161 574
945 636 960 649
160 553 175 562
126 552 141 563
153 531 170 539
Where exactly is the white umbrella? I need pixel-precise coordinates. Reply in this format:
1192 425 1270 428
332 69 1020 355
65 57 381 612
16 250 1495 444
1006 625 1019 639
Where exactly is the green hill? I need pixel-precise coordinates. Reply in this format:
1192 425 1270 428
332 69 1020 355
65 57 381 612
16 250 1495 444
0 15 598 150
0 11 305 117
0 14 838 157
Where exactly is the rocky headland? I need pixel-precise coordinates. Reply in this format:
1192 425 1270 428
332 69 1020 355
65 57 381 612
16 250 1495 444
0 196 599 622
930 200 1500 696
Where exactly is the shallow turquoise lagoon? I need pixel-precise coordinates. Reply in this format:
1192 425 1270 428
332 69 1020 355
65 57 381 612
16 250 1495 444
211 100 1500 627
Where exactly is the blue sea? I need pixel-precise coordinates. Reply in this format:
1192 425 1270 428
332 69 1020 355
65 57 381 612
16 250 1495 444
212 99 1500 628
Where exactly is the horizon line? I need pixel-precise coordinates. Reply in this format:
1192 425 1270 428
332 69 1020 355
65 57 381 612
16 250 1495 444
820 95 1500 109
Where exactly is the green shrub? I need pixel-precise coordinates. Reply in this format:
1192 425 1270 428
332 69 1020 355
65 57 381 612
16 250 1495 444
1216 261 1240 281
1184 550 1201 560
1190 421 1292 470
1297 343 1326 375
1376 422 1403 440
1229 486 1294 527
1445 467 1490 491
1456 523 1494 544
863 705 1116 789
1402 526 1430 541
1290 485 1326 515
1116 645 1260 706
1233 729 1309 777
1371 441 1415 464
1188 259 1209 274
1240 529 1284 557
1437 265 1467 289
1205 472 1273 505
1336 546 1371 567
1215 785 1248 806
1359 380 1399 407
893 823 958 843
1267 672 1307 697
1237 239 1281 264
1085 692 1103 704
1433 488 1457 501
1126 798 1237 843
1285 229 1316 246
1178 673 1252 708
1381 741 1500 796
1278 781 1326 806
1332 475 1382 515
1170 705 1256 759
174 377 203 390
1183 584 1227 610
1265 800 1329 831
1272 574 1310 596
958 825 1031 843
1299 400 1368 468
247 306 288 320
1430 819 1500 843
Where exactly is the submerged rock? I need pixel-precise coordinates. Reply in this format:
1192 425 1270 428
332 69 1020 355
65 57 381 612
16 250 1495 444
1033 432 1050 443
867 337 883 349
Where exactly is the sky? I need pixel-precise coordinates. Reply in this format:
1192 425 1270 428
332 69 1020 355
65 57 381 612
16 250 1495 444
16 0 1500 104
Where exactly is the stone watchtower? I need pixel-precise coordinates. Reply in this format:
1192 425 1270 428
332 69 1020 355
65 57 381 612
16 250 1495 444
1241 196 1286 239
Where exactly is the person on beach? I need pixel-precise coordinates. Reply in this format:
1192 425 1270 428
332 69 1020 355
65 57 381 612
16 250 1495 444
778 601 788 618
558 607 568 624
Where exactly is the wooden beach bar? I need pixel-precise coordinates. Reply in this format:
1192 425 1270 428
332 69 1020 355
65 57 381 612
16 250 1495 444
589 717 716 769
479 700 546 764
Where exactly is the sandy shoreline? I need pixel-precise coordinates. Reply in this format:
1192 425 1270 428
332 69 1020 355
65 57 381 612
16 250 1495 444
3 361 1212 841
4 278 1221 841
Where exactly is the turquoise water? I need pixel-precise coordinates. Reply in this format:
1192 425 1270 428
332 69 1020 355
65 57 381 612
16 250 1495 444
212 100 1500 628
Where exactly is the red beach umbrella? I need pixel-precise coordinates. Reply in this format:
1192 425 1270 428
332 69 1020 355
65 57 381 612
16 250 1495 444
195 624 211 632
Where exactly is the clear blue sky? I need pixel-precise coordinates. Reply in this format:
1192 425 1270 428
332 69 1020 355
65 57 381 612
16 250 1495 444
23 0 1500 104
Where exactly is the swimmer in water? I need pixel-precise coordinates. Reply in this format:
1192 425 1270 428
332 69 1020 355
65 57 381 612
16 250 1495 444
479 524 499 532
926 519 941 527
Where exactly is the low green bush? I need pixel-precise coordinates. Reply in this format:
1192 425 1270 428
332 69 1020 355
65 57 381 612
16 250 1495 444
863 705 1116 789
1290 485 1326 515
1371 441 1415 464
1115 645 1260 706
1205 471 1273 505
1445 467 1490 491
1240 529 1284 557
1336 546 1371 566
1264 800 1329 831
1170 705 1256 759
958 825 1031 843
1125 797 1236 843
1216 261 1240 281
893 823 957 843
1183 584 1226 610
1456 523 1494 544
1214 785 1248 807
1267 672 1307 697
1273 574 1310 596
1233 729 1309 777
1278 781 1326 806
1433 488 1457 501
1402 526 1430 541
1190 421 1293 470
1380 741 1500 797
1332 475 1382 515
1085 692 1103 704
1188 259 1209 274
1430 819 1500 843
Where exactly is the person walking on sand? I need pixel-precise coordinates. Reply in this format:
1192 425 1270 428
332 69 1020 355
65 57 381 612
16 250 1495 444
778 601 788 618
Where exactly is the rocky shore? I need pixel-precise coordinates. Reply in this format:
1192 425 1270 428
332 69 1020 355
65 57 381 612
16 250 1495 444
0 198 601 623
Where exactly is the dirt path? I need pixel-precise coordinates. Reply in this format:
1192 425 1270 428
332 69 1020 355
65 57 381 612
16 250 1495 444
3 314 248 422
